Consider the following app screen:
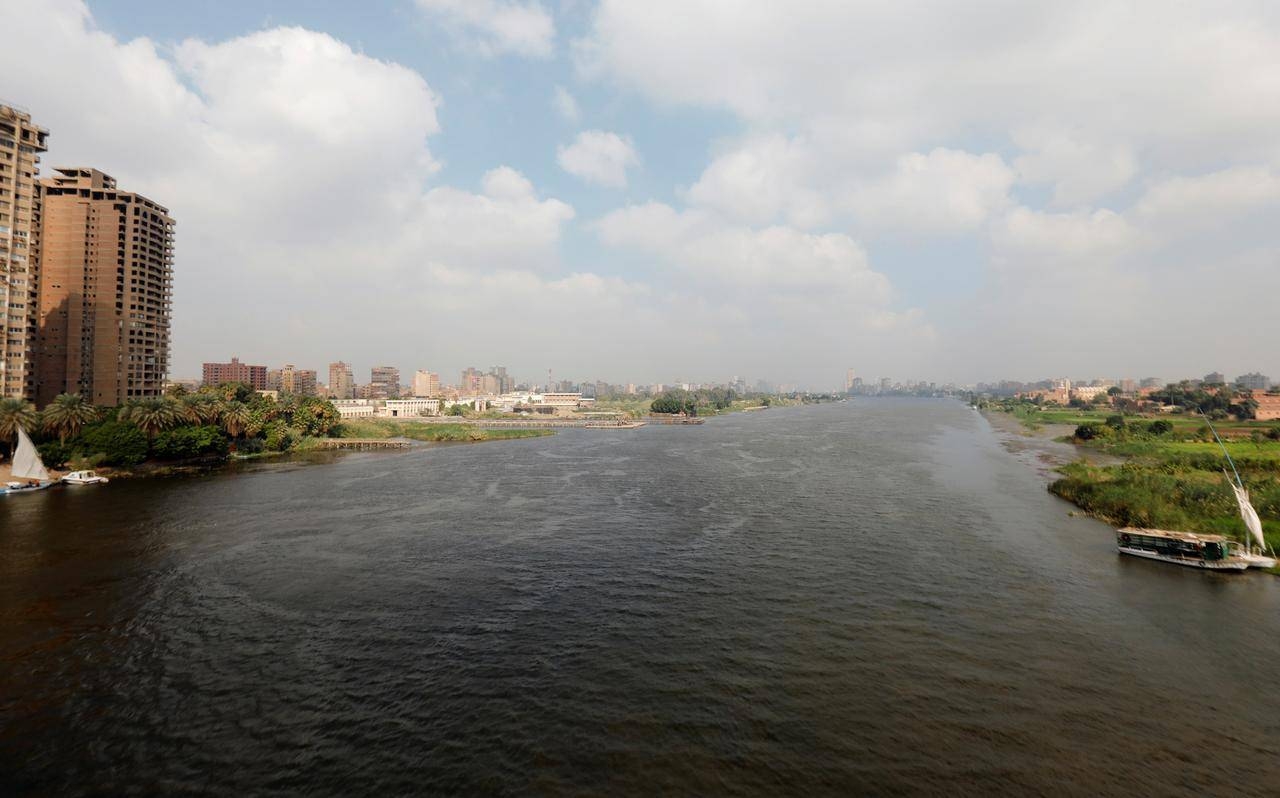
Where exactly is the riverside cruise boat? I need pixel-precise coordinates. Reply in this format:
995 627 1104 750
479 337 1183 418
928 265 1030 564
1116 528 1249 571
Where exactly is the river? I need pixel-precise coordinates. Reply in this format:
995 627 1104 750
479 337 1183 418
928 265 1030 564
2 399 1278 795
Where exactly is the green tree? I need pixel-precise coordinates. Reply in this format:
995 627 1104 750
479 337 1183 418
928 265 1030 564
221 400 253 440
216 381 255 403
119 396 184 453
79 420 148 466
181 393 223 426
0 397 39 458
42 393 100 443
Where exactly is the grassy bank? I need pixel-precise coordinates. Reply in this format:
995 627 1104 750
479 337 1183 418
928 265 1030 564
335 418 553 442
982 401 1280 561
1050 461 1280 551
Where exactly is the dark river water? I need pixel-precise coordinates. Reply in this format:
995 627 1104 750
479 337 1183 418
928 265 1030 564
3 399 1279 795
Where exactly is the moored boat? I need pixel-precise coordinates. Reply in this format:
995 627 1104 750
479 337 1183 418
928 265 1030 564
1116 528 1249 571
62 470 109 485
1 426 55 495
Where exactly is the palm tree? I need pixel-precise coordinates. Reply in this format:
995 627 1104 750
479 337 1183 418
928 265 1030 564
0 397 39 459
221 400 253 440
181 393 223 425
119 396 183 453
42 393 100 443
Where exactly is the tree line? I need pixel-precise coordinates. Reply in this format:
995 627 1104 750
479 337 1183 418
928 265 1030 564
0 382 341 469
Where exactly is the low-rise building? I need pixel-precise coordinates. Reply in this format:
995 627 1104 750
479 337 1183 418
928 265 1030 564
1071 385 1110 402
332 399 376 419
381 398 440 418
1253 394 1280 421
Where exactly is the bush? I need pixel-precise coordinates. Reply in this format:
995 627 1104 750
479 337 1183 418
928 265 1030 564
263 420 293 452
152 425 229 460
37 440 74 469
1074 423 1107 441
1148 420 1173 436
79 420 148 466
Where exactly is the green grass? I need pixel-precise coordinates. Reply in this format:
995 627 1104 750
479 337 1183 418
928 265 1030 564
334 419 552 442
1050 461 1280 551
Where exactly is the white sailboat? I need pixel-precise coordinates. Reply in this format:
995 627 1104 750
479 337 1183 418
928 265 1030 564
2 425 54 494
1228 478 1276 569
1202 412 1277 569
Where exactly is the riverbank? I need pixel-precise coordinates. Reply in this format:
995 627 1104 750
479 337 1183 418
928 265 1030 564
980 403 1280 570
336 419 555 442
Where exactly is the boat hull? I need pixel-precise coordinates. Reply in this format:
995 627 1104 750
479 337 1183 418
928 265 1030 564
1240 553 1277 569
1118 545 1249 571
0 481 55 495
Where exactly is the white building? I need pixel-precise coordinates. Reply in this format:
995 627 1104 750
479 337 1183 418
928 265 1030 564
381 398 441 418
332 399 376 419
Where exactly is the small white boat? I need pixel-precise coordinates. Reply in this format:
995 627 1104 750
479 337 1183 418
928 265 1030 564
1 426 55 495
62 470 109 485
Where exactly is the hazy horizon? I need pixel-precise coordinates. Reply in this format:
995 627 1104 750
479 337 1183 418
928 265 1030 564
3 0 1279 389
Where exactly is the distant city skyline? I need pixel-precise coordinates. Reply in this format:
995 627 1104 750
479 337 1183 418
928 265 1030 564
4 2 1279 387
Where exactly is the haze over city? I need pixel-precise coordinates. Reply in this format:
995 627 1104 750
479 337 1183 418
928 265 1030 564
2 0 1278 387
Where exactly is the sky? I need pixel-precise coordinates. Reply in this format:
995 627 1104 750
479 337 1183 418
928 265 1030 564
3 0 1279 390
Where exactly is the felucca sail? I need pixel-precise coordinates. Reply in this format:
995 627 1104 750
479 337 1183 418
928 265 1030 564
10 426 50 482
1231 482 1267 551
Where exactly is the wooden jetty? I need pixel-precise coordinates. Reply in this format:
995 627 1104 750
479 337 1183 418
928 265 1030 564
316 438 411 450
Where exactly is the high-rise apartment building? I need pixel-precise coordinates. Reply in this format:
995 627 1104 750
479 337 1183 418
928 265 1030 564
845 368 856 393
412 369 439 397
273 363 316 396
329 361 354 399
490 365 512 394
460 366 482 394
202 357 267 390
370 365 399 398
0 105 48 399
294 369 317 396
35 167 173 407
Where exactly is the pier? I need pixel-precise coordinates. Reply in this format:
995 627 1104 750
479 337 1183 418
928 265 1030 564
316 439 412 450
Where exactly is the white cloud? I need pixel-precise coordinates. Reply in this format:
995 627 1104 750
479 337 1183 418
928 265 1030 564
415 0 555 58
577 2 1280 171
1013 129 1136 208
552 85 580 122
685 135 830 228
400 167 575 270
1135 165 1280 227
594 203 936 374
990 207 1140 275
556 129 639 188
847 149 1015 235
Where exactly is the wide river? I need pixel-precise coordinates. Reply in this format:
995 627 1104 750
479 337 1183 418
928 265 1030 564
2 399 1278 795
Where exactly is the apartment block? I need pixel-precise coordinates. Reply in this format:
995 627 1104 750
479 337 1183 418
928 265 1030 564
35 167 173 407
370 365 399 398
412 369 439 397
0 105 48 398
203 356 267 390
271 363 316 396
329 361 354 399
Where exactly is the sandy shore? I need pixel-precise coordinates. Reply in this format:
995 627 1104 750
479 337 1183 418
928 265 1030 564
979 409 1122 482
0 460 66 483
